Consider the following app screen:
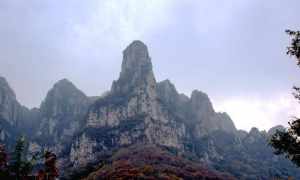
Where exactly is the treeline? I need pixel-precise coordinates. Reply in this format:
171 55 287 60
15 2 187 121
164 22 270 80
0 137 58 180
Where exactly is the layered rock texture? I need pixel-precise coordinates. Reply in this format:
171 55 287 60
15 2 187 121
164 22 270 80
0 41 300 179
70 41 238 168
0 77 40 146
36 79 91 152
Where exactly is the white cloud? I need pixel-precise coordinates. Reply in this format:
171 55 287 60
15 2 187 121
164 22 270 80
68 0 174 51
214 93 300 131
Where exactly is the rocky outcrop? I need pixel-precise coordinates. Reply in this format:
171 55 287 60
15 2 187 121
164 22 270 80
189 90 237 137
0 77 40 145
157 80 237 137
36 79 91 154
71 41 188 167
1 41 299 179
70 41 237 168
0 76 25 127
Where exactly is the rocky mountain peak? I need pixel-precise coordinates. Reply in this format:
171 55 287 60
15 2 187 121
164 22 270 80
157 80 179 102
53 78 74 87
249 127 262 138
190 90 214 115
51 79 83 95
0 76 23 127
157 80 177 93
37 79 91 149
122 40 151 72
215 112 237 133
0 76 16 100
40 79 88 117
112 40 155 95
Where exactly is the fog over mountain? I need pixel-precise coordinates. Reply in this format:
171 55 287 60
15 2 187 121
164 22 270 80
1 1 300 131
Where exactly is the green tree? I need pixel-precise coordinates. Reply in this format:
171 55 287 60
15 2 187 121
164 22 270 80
270 30 300 167
9 136 36 179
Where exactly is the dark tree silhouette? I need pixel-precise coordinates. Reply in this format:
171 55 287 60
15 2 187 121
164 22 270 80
44 151 59 180
0 144 9 178
286 30 300 62
270 30 300 167
9 136 36 179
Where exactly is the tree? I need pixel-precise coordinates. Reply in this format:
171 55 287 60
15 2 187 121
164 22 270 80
44 151 59 180
0 144 9 178
286 30 300 62
270 30 300 167
9 136 35 179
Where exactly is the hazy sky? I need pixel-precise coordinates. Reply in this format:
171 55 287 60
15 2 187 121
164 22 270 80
1 0 300 131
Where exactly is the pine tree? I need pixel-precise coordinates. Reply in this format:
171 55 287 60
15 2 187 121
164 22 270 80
9 136 33 179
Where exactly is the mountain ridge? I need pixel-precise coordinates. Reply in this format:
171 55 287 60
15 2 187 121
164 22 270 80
0 41 298 179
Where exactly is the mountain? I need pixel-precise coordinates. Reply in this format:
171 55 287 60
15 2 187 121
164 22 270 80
67 41 300 179
0 77 40 147
32 79 92 154
0 41 299 179
69 41 237 168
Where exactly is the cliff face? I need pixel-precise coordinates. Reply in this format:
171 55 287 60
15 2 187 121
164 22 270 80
69 41 238 167
33 79 91 154
1 41 299 179
0 77 40 145
70 41 188 167
0 77 27 127
157 81 237 138
66 41 300 179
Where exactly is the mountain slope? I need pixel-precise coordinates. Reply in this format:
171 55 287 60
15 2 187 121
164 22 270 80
0 41 299 179
0 77 40 146
80 145 235 180
33 79 92 155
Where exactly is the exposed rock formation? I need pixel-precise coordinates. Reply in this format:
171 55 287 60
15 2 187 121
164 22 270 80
36 79 91 153
71 41 187 167
0 41 299 179
70 41 237 168
0 76 26 127
0 77 40 145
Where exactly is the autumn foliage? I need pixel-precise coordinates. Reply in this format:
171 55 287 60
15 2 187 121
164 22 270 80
83 145 235 180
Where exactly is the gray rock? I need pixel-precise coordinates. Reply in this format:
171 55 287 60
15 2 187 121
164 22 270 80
36 79 91 154
0 76 40 143
1 41 299 179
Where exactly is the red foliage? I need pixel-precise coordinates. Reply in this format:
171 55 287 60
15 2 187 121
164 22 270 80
44 151 59 179
83 145 235 180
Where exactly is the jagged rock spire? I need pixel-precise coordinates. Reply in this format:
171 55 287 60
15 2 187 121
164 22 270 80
112 40 156 95
0 76 16 100
121 40 152 77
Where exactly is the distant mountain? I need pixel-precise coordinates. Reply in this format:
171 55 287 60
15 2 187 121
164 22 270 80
34 78 91 153
0 41 299 179
0 77 40 147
